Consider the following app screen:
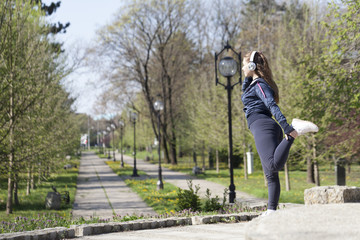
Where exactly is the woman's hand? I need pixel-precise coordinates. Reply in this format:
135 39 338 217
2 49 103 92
288 130 298 139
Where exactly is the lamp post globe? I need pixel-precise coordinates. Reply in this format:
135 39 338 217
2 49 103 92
154 100 164 111
219 56 237 77
130 112 138 122
154 100 164 190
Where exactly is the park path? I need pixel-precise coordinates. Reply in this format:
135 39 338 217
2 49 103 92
77 222 247 240
72 152 156 219
118 152 267 208
72 151 266 219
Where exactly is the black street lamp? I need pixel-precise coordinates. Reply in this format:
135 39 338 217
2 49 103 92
118 120 125 168
154 100 164 190
106 127 111 159
129 111 139 177
214 41 241 203
111 124 116 161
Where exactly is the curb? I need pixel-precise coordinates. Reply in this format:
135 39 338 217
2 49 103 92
0 212 259 239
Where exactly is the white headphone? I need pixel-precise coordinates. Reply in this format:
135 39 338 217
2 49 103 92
248 51 257 71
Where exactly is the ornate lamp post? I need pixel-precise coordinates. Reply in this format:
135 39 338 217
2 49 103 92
129 111 139 177
214 41 241 203
111 124 116 161
118 120 125 168
154 100 164 190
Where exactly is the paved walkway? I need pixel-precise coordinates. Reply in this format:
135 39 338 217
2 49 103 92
73 151 266 219
77 222 247 240
245 203 360 240
71 151 263 239
71 152 359 240
119 153 267 208
72 152 156 219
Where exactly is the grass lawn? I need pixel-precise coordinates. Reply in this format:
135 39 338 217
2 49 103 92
106 161 179 215
191 166 360 204
106 160 254 216
134 150 360 204
0 158 79 223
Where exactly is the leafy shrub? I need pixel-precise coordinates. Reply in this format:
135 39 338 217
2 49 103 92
176 180 201 211
176 180 229 212
203 188 223 212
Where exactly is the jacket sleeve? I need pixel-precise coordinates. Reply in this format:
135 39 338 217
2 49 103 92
242 77 253 91
255 81 294 134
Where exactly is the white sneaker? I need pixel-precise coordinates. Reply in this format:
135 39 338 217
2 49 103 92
291 118 319 136
260 209 276 217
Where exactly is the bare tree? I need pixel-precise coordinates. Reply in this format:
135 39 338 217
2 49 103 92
92 0 194 164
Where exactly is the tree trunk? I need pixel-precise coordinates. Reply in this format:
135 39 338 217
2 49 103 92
47 165 50 177
193 149 197 167
243 151 248 180
284 162 290 191
168 84 177 165
312 135 320 186
6 84 14 215
31 165 35 190
216 149 219 173
202 141 205 172
314 161 320 186
162 133 169 164
307 156 315 183
6 174 13 215
13 174 19 206
208 148 213 169
169 137 177 165
27 166 31 195
38 164 41 184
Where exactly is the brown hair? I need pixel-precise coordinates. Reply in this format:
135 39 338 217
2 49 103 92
244 51 279 103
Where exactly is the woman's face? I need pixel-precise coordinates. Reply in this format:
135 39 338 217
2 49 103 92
242 59 252 77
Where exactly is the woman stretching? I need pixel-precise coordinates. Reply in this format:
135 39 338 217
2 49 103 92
241 51 318 216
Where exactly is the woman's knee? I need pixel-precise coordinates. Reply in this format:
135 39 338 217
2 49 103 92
265 172 280 183
268 158 283 172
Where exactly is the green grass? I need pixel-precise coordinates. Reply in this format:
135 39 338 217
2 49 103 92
125 178 179 214
190 166 360 204
134 150 360 204
106 161 179 214
105 161 147 177
106 161 253 216
0 158 79 223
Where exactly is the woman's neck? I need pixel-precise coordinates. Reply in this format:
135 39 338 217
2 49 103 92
252 73 260 80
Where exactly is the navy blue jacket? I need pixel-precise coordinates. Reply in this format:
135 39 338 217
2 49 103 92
241 77 294 134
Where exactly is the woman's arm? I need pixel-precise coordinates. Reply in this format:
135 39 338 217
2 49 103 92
255 81 295 134
242 76 253 91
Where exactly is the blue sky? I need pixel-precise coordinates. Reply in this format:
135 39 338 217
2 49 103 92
43 0 125 116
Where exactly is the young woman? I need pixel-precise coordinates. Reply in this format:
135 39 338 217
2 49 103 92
241 51 318 216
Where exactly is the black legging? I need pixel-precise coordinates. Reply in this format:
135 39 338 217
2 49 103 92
250 117 294 210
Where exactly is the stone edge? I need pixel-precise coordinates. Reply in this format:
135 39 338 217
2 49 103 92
0 212 259 239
